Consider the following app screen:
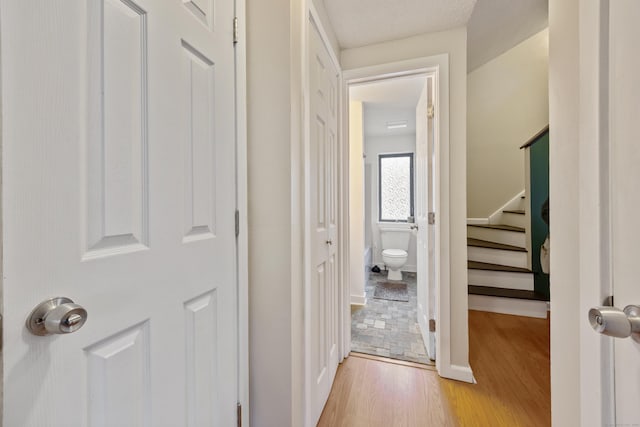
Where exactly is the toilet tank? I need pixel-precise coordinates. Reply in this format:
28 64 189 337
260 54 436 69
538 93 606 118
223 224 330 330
379 227 411 251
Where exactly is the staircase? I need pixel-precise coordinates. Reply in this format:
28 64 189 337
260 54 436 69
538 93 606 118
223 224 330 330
467 194 548 318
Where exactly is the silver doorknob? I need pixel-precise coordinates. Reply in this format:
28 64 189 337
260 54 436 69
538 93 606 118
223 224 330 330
26 297 88 336
589 305 640 342
326 240 333 245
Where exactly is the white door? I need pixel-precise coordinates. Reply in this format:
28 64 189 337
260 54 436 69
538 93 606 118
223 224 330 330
309 19 340 426
581 0 640 424
604 1 640 423
415 76 436 360
1 0 239 425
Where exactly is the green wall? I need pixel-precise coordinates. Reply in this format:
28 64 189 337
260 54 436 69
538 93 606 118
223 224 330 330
530 132 550 299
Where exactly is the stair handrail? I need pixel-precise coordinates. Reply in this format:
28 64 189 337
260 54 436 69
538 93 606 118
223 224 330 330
520 125 549 149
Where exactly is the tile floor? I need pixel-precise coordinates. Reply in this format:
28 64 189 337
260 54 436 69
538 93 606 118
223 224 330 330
350 270 432 365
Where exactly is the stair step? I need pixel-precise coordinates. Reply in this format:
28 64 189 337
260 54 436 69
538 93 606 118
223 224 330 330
468 261 531 274
468 285 548 302
503 209 525 215
467 238 526 252
467 224 526 247
468 268 534 291
467 224 525 233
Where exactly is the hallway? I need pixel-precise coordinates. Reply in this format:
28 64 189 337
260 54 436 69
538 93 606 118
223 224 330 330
318 310 550 426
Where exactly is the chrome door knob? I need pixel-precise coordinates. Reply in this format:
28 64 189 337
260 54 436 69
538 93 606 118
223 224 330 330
26 297 88 336
589 305 640 342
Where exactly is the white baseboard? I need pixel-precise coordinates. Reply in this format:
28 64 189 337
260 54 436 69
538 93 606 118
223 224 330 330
468 294 548 319
351 294 366 305
371 263 417 274
467 218 489 225
438 363 475 384
488 190 525 225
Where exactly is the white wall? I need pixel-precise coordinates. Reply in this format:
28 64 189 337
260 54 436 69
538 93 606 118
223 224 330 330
349 101 366 304
341 28 470 372
548 0 581 424
467 29 549 218
364 134 418 271
246 0 306 425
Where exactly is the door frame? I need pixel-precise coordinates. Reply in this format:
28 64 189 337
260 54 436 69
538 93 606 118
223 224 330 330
234 0 250 424
341 55 471 381
0 0 250 423
576 0 615 424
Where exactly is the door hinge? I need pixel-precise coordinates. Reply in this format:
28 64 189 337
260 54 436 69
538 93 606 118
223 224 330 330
428 212 436 225
429 319 436 332
427 104 435 119
235 210 240 237
237 402 242 427
233 17 239 44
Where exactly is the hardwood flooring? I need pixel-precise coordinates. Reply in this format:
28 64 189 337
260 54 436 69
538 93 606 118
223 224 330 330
317 310 550 427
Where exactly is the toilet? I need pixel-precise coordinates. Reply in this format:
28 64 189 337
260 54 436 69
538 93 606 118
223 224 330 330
380 227 411 281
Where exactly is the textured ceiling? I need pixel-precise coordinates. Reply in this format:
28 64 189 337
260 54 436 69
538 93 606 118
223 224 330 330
322 0 477 49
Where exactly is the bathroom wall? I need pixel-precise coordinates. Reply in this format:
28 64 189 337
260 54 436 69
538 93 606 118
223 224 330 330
364 133 417 271
349 100 366 304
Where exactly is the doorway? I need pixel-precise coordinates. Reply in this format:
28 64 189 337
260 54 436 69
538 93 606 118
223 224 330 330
346 72 437 366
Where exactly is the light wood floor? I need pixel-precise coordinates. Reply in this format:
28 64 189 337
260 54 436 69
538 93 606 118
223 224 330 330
317 310 550 427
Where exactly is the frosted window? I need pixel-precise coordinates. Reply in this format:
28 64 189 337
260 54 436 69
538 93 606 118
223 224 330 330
379 154 414 221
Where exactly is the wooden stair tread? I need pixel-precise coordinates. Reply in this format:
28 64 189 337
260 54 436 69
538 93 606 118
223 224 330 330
467 224 525 233
503 209 525 215
468 261 532 274
468 285 548 302
467 238 526 252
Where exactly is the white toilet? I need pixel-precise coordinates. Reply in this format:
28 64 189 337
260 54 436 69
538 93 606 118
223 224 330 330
380 227 411 281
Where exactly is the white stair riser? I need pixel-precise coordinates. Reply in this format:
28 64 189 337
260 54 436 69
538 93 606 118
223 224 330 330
468 269 534 291
467 226 525 247
468 295 548 319
500 213 526 229
467 246 527 268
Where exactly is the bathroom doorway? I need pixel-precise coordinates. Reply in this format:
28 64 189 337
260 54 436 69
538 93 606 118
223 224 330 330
346 71 438 366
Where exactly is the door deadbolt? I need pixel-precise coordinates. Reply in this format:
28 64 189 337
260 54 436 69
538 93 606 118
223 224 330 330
26 297 88 336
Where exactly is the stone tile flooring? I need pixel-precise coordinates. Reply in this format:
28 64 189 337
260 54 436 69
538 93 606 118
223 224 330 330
351 271 433 365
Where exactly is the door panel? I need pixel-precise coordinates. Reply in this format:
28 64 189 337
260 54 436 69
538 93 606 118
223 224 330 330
1 0 238 425
416 76 436 360
309 19 340 426
610 1 640 423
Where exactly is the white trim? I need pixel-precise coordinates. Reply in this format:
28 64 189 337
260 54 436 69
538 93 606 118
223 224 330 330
342 55 473 383
308 2 340 74
577 0 615 425
439 364 476 384
234 0 249 425
488 190 525 224
467 218 489 225
350 294 366 305
469 295 548 319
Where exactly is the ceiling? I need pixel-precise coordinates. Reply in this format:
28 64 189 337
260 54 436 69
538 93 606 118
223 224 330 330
322 0 477 50
467 0 548 71
350 76 426 138
338 0 548 139
321 0 548 71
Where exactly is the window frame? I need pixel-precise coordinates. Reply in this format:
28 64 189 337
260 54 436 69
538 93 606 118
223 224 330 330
378 152 415 222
